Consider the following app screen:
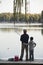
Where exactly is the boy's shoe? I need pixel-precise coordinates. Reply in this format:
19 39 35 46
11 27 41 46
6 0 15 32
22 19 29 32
26 59 29 61
30 59 34 61
28 59 30 61
28 59 34 61
32 59 34 61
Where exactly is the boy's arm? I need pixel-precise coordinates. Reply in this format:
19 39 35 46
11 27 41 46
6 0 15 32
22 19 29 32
33 43 36 47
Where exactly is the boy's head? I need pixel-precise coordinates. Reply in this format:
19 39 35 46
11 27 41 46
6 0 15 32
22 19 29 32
30 37 33 41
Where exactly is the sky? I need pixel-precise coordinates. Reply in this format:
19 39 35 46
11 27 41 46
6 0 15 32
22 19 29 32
0 0 43 14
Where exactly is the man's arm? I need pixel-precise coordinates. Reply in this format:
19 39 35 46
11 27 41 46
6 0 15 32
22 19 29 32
20 35 22 41
28 34 29 40
23 43 28 45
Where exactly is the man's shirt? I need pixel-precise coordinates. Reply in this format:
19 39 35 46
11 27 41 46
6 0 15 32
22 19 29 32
20 34 29 43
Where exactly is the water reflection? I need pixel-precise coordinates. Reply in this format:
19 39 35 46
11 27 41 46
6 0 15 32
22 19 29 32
0 29 43 60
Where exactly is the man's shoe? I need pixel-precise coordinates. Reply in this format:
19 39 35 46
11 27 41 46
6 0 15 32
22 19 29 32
19 59 22 61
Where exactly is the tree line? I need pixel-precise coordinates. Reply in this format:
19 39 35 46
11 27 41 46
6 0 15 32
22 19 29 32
0 12 42 23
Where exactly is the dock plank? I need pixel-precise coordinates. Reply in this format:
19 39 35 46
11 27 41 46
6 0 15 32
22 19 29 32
0 59 43 65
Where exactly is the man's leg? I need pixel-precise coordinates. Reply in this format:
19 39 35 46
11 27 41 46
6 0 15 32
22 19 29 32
20 45 24 60
26 46 28 60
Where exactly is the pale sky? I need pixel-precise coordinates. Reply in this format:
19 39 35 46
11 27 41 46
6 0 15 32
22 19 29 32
0 0 43 14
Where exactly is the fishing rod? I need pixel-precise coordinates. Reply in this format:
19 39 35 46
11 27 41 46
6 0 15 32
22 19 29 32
13 22 22 36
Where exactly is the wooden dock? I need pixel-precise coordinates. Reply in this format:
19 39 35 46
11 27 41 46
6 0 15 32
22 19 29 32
0 59 43 65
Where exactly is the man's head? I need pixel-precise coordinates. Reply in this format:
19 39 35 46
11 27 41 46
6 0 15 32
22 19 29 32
30 37 33 41
23 29 27 34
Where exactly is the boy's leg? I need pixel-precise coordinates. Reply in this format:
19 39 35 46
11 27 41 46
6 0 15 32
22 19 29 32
32 50 34 61
29 50 31 61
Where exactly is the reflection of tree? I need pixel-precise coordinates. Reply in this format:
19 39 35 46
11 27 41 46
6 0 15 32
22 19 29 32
41 11 43 35
13 0 23 22
41 25 43 35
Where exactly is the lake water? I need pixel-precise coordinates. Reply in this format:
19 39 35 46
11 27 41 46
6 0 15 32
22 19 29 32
0 28 43 60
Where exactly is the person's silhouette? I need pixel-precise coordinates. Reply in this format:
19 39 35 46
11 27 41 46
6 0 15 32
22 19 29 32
28 37 36 61
20 29 29 61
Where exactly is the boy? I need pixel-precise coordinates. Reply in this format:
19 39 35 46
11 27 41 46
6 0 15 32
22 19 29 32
28 37 36 61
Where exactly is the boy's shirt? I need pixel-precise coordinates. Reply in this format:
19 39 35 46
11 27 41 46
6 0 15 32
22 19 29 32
28 41 36 51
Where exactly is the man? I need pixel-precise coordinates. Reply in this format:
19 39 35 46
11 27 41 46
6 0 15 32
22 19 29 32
28 37 36 61
20 29 29 61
